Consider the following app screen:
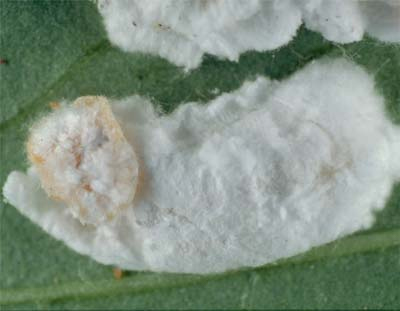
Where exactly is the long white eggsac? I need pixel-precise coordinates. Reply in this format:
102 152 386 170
3 58 400 273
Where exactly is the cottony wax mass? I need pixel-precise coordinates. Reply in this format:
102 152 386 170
3 59 400 273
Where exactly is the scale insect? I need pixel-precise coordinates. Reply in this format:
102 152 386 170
26 96 139 226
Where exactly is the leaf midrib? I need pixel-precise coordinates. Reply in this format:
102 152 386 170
1 228 399 306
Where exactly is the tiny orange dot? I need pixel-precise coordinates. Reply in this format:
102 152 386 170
83 184 92 192
31 153 45 164
75 153 82 168
49 102 60 110
113 267 123 280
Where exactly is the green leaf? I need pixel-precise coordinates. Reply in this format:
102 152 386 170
1 1 399 309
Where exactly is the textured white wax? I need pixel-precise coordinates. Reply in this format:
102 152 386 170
3 59 400 273
26 97 139 226
97 0 400 69
97 0 301 69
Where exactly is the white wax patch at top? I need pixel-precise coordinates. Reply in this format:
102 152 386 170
97 0 400 69
3 58 400 273
97 0 301 69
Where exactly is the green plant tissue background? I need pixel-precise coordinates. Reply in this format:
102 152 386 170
1 1 400 309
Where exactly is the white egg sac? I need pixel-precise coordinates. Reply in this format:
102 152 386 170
3 58 400 273
97 0 400 69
